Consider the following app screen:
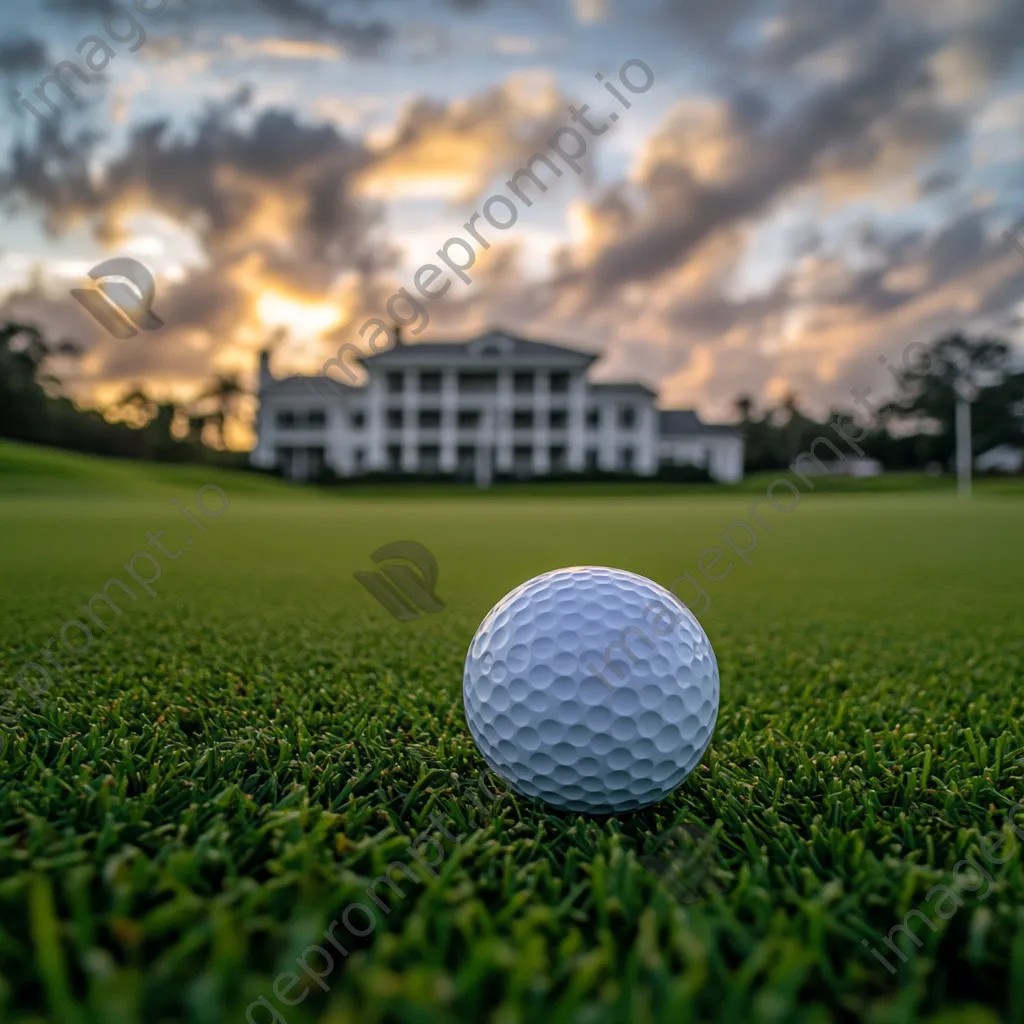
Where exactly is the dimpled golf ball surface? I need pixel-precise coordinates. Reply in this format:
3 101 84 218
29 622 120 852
463 566 719 814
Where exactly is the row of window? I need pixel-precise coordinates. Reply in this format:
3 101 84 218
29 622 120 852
275 410 326 428
380 445 635 472
277 445 637 473
276 407 639 430
386 370 572 395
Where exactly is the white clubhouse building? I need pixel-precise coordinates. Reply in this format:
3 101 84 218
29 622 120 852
251 329 743 483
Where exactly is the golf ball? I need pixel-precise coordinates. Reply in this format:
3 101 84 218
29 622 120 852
463 566 719 814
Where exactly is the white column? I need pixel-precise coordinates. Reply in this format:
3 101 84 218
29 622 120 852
533 371 550 475
367 375 386 470
440 369 458 472
567 372 586 471
326 400 346 475
637 401 658 476
496 370 513 472
401 369 419 472
599 399 616 470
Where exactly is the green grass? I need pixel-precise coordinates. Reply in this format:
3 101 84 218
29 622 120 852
5 438 1024 500
1 441 1023 1024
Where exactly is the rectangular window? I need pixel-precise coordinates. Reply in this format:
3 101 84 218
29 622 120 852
513 445 533 474
585 448 599 471
549 372 570 394
278 409 327 428
586 408 601 428
420 371 442 393
513 372 534 394
457 445 476 473
418 409 441 429
619 406 637 429
418 445 441 473
620 447 635 471
549 445 567 472
549 410 567 429
386 372 404 394
513 410 534 429
459 372 497 393
387 410 403 429
351 411 365 429
387 445 402 471
353 448 365 470
458 410 481 428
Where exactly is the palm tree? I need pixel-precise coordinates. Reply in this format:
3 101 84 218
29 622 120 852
186 413 210 447
0 322 51 441
734 395 755 424
108 385 156 428
199 373 246 449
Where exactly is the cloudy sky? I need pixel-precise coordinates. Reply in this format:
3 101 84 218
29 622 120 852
1 0 1022 448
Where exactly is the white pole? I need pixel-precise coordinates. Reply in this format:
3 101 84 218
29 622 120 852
956 395 972 498
475 407 494 489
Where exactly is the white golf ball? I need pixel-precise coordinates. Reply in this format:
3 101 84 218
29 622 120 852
463 566 719 814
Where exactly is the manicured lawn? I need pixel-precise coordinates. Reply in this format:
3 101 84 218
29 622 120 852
1 441 1023 1023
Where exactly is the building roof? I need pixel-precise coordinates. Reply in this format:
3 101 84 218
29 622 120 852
590 381 658 397
361 329 599 367
265 375 357 397
660 409 741 437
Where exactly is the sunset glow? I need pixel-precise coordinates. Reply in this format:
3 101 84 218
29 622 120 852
255 292 343 340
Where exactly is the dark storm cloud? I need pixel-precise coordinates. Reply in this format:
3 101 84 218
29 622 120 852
923 215 990 286
0 86 391 388
660 209 1024 410
5 88 381 289
41 0 392 47
967 0 1024 75
755 0 886 67
918 169 958 196
679 212 1017 342
577 30 959 299
248 0 392 50
44 0 122 14
0 37 50 74
3 114 105 234
658 0 760 46
664 278 794 338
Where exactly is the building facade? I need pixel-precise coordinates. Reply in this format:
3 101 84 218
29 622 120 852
251 330 743 483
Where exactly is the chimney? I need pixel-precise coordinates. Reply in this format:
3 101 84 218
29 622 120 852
258 348 273 395
393 323 404 348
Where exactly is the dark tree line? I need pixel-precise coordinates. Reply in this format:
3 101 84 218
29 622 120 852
735 333 1024 473
0 321 247 466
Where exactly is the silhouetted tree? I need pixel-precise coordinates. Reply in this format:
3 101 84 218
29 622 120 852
893 333 1012 457
199 373 245 449
0 319 240 466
